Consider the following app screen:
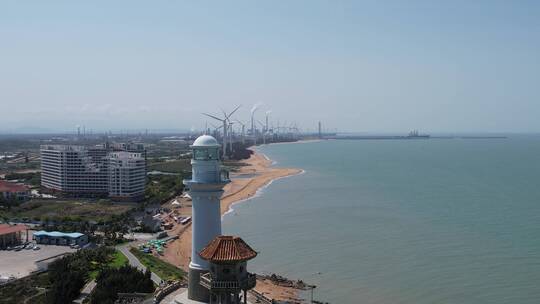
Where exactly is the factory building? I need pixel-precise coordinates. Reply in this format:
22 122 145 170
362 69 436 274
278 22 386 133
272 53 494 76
40 143 146 201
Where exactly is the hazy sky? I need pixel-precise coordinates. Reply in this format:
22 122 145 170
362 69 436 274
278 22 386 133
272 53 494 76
1 1 539 133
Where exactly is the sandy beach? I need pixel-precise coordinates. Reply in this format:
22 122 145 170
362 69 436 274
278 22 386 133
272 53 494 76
161 148 304 302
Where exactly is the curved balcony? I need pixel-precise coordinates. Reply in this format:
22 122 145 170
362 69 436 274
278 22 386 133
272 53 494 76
200 273 256 291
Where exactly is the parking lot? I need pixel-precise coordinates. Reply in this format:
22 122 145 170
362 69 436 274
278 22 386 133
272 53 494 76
0 245 76 278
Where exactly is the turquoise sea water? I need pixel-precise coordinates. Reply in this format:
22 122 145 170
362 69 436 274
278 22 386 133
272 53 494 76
222 138 540 304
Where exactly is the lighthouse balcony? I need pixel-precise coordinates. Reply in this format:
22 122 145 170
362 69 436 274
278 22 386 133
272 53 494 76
184 168 230 187
200 273 256 291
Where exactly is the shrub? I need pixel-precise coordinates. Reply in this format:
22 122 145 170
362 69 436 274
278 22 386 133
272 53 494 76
90 265 155 304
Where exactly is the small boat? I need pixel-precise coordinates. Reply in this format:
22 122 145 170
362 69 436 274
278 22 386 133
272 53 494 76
180 216 192 225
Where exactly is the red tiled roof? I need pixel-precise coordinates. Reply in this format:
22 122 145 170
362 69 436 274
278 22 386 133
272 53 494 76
0 224 28 236
199 235 257 263
0 180 30 193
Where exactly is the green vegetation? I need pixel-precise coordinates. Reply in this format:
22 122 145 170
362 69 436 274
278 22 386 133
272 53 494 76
0 272 50 304
89 249 129 279
45 247 135 303
145 175 184 206
129 247 186 281
148 159 190 173
46 254 88 303
45 247 117 303
110 250 129 268
0 247 135 304
0 199 134 223
90 266 154 304
4 172 41 187
0 196 22 213
0 247 134 304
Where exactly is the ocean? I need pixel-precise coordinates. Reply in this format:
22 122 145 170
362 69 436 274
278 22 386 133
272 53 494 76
222 138 540 304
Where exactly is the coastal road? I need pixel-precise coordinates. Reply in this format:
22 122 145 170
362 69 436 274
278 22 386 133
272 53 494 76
117 244 163 285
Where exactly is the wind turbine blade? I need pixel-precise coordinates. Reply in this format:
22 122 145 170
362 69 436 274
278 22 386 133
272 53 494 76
227 105 242 118
220 108 227 118
202 113 224 122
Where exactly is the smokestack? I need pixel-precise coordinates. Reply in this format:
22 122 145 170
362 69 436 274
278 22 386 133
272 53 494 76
318 121 322 139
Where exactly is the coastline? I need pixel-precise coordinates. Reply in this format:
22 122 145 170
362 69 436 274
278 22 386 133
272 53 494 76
161 146 305 302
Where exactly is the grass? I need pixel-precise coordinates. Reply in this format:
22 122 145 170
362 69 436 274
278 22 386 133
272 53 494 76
89 249 129 279
148 159 191 173
0 199 134 222
110 250 129 268
129 247 186 281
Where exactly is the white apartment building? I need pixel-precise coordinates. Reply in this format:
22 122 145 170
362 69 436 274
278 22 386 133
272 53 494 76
41 145 109 195
108 152 146 201
40 144 146 201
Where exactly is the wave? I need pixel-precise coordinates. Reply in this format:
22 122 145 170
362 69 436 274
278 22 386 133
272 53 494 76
222 168 305 219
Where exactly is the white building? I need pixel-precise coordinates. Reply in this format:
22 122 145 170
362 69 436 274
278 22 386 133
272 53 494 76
41 145 109 195
40 144 146 201
182 135 230 303
108 152 146 201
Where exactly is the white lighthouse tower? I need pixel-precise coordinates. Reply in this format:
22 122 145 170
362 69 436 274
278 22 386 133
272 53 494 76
184 135 229 302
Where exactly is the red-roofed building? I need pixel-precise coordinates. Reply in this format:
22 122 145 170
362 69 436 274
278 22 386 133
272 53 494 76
199 235 257 304
0 224 29 248
0 180 30 201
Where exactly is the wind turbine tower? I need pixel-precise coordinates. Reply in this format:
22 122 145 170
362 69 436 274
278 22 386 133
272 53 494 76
202 105 240 159
236 120 246 145
265 110 272 133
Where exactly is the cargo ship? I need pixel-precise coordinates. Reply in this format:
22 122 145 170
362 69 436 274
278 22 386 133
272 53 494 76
407 130 430 139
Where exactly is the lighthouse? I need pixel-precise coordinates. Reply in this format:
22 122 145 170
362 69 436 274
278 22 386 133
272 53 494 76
184 135 230 302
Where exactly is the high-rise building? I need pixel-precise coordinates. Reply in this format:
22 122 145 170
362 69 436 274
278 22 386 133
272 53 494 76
40 145 109 195
108 152 146 201
40 143 146 200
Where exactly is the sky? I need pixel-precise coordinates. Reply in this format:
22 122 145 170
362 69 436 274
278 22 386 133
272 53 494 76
1 0 540 133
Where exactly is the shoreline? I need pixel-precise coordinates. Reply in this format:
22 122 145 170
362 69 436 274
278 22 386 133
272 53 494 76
161 146 305 302
222 154 305 218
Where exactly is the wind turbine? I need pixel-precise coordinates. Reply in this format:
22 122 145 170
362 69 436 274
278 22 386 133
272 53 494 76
202 105 241 159
208 123 222 139
235 120 246 145
227 120 235 154
222 105 241 155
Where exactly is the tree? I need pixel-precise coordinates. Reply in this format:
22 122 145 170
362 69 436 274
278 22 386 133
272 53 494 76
45 247 114 304
46 257 87 304
90 265 155 304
